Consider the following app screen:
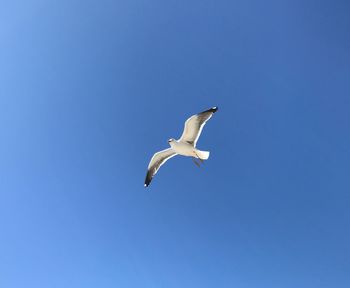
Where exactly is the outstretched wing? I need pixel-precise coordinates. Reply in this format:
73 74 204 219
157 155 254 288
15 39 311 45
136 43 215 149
180 107 218 147
144 148 177 187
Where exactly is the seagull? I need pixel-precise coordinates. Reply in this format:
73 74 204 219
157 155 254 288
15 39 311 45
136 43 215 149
144 107 218 187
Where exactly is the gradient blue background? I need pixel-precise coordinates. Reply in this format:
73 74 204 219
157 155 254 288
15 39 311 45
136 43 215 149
1 0 350 287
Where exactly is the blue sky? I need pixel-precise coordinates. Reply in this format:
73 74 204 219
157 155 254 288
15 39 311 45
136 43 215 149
1 0 350 287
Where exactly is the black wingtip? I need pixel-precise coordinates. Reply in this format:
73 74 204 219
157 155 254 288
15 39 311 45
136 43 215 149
211 106 218 113
144 180 151 188
200 107 219 114
203 106 218 113
144 171 152 187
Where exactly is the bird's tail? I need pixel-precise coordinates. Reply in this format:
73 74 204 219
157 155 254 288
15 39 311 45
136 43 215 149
195 150 210 160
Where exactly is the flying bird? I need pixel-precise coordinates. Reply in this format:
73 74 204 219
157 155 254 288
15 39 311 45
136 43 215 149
144 107 218 187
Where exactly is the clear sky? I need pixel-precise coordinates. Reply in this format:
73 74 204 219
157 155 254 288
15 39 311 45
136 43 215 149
1 0 350 287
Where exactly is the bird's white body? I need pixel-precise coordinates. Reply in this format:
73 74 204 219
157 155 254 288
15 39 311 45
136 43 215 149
169 140 209 159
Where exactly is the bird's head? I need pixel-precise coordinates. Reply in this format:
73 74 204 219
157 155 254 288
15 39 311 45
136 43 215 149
168 138 175 145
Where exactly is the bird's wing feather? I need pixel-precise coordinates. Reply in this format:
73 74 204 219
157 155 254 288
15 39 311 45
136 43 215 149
144 148 177 187
180 107 218 146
